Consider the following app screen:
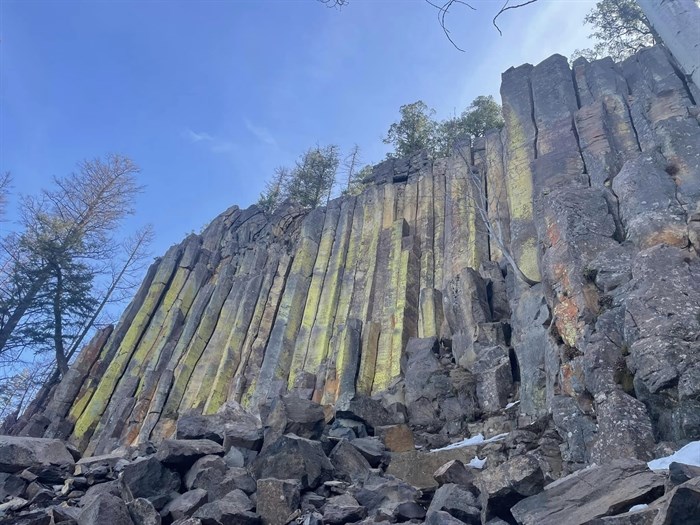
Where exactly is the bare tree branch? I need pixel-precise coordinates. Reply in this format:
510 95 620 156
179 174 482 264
492 0 539 36
425 0 476 52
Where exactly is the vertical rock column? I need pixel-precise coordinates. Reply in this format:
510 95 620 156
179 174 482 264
288 201 342 390
372 219 420 394
501 64 541 283
306 198 356 401
70 243 184 451
251 208 325 408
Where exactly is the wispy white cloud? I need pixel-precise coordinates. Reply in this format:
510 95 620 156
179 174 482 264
185 129 215 143
244 119 277 147
183 128 237 153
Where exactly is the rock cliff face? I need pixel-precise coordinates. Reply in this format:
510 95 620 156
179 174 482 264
11 46 700 472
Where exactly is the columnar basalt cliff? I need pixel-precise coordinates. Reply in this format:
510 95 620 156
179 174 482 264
10 45 700 480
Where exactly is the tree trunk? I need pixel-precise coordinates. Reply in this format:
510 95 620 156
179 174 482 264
52 267 68 377
637 0 700 88
0 275 48 355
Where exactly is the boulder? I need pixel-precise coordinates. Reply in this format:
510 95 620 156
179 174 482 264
329 419 368 439
591 390 655 463
252 435 333 490
209 468 257 499
433 460 476 489
335 396 400 433
425 510 468 524
171 517 205 525
75 453 127 477
353 475 420 519
78 493 134 525
395 501 426 520
223 423 264 453
184 456 227 491
119 456 181 510
427 483 480 524
193 493 259 525
375 425 415 452
0 436 75 473
156 440 224 471
127 498 161 525
0 472 26 500
162 489 208 522
263 396 325 446
80 480 121 508
176 414 225 444
222 448 246 469
479 455 544 523
348 437 385 467
669 461 700 486
329 440 371 483
321 494 367 525
652 477 700 525
256 479 300 525
510 460 666 525
387 448 483 490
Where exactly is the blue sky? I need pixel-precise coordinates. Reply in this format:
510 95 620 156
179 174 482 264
1 0 597 258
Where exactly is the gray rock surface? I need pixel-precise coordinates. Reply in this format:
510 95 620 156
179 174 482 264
0 436 75 473
510 460 666 525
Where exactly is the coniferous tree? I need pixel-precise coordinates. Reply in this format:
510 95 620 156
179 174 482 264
257 166 290 213
286 145 340 209
0 155 151 377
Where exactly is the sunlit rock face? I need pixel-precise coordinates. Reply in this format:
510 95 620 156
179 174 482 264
12 45 700 467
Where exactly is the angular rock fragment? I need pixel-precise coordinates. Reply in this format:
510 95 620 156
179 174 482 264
127 497 161 525
263 396 325 446
185 455 227 490
252 435 333 490
433 460 476 488
510 460 665 525
0 436 75 473
193 489 259 525
156 440 225 471
427 483 480 524
162 489 208 522
321 494 367 525
329 440 371 483
335 396 400 433
374 424 414 452
353 475 420 519
119 456 181 510
78 493 134 525
256 478 300 525
652 477 700 525
479 455 544 523
348 437 385 467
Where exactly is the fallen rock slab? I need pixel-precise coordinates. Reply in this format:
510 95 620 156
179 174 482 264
387 448 483 489
0 436 75 473
155 439 225 471
510 460 666 525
